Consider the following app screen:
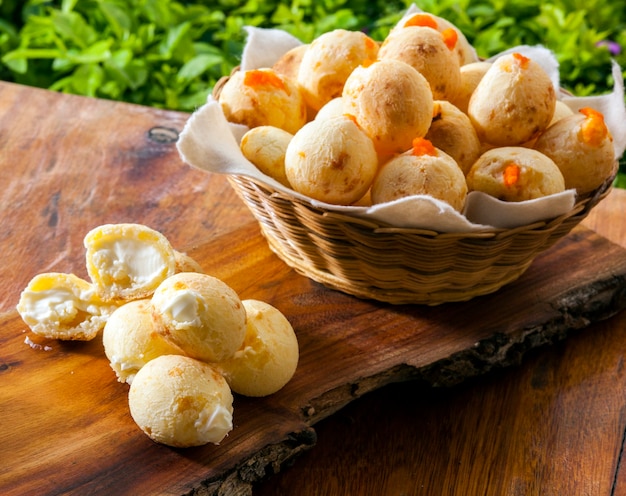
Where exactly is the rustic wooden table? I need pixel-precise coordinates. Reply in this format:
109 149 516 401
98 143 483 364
1 81 625 495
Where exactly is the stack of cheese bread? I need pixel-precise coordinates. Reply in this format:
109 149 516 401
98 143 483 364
218 11 616 213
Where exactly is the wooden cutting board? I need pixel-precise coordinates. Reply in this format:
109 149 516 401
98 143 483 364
1 218 626 496
1 81 625 495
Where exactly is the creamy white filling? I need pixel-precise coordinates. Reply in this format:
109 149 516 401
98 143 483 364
94 238 167 287
195 404 233 444
159 290 203 328
108 355 145 384
110 354 145 371
21 288 86 324
233 345 257 360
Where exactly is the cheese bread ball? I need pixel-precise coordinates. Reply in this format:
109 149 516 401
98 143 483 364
342 59 434 156
240 126 293 187
273 44 308 81
550 100 575 126
315 97 345 122
218 68 307 134
129 355 234 448
297 29 379 112
284 114 378 205
103 299 185 384
217 300 299 397
467 147 565 201
17 272 117 341
396 12 478 66
174 250 204 274
84 223 177 302
468 53 556 146
534 107 616 194
151 272 246 363
371 138 467 212
378 25 461 101
450 61 492 114
425 100 481 175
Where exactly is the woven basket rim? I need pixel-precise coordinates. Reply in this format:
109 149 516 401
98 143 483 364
229 171 615 239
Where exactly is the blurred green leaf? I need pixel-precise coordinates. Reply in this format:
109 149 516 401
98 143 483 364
98 2 133 39
2 55 27 73
4 47 63 60
61 0 79 14
158 21 191 59
70 63 104 96
52 10 96 48
177 53 223 83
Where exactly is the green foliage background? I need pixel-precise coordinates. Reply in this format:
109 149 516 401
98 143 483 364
1 0 625 183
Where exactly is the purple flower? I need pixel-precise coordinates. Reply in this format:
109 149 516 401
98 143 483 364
596 40 621 56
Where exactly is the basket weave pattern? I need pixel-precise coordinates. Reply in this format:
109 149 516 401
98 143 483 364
227 174 613 305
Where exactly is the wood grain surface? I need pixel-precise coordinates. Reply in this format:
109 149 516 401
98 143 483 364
1 82 625 496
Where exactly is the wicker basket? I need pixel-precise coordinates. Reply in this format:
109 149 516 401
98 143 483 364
213 70 615 305
227 173 614 305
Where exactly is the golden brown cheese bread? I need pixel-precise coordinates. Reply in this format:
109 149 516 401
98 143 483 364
218 68 307 134
272 44 308 81
17 272 118 341
468 53 556 146
378 23 461 101
450 61 492 114
296 29 379 112
84 223 177 302
392 12 478 66
103 299 185 384
217 299 299 397
425 100 481 175
342 59 434 157
284 114 378 205
151 272 247 363
314 97 345 122
534 107 616 194
371 138 468 212
550 100 575 126
466 146 565 201
240 125 293 187
128 355 234 447
173 250 204 274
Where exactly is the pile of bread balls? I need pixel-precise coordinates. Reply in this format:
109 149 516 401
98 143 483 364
219 12 617 214
17 223 299 448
